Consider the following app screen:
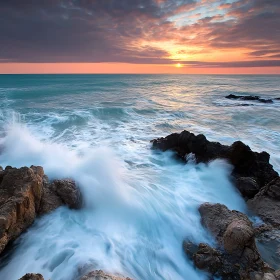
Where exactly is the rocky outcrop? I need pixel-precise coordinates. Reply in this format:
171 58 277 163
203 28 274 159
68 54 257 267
184 203 276 279
225 94 274 104
19 273 44 280
0 166 81 254
0 166 44 254
247 177 280 228
80 270 133 280
151 130 278 199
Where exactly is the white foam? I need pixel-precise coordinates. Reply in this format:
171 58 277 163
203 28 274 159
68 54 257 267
0 123 247 280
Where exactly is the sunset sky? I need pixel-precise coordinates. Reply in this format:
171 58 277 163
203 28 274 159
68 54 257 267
1 0 280 74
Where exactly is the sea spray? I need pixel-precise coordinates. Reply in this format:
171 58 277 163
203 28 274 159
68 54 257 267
0 123 247 280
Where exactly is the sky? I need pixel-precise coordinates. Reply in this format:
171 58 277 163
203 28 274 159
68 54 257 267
0 0 280 74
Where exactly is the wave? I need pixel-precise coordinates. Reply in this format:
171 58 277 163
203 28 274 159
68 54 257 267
0 122 247 280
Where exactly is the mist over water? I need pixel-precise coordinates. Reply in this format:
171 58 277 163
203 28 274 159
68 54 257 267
0 75 279 280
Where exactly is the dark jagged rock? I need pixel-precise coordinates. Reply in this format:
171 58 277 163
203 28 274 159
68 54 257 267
19 273 44 280
225 94 274 104
247 177 280 228
235 177 260 199
183 203 276 280
80 270 133 280
151 130 278 199
0 165 81 254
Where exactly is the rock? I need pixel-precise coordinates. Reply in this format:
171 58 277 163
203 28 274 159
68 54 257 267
19 273 44 280
184 203 268 279
199 203 254 251
250 272 277 280
183 242 223 275
38 175 64 215
255 229 280 270
39 177 82 215
80 270 133 280
52 179 82 209
0 166 44 254
235 177 260 199
0 166 82 254
151 130 278 199
225 94 274 104
247 177 280 228
0 166 3 172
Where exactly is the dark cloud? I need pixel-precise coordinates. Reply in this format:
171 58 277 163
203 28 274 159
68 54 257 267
0 0 280 67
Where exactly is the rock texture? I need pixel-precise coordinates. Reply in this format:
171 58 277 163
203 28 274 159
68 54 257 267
39 177 82 215
0 166 81 254
247 177 280 228
151 131 278 199
184 203 276 280
0 166 44 254
225 94 274 104
19 273 44 280
80 270 133 280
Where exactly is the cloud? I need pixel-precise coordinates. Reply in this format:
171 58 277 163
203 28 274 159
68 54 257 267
0 0 279 67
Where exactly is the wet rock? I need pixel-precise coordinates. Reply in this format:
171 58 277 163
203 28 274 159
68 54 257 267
52 179 82 209
183 242 224 275
199 203 254 251
250 272 277 280
39 177 81 215
19 273 44 280
151 130 278 197
225 94 274 104
247 177 280 228
184 203 269 279
0 166 82 254
235 177 260 199
256 229 280 270
0 166 44 254
38 175 64 215
80 270 133 280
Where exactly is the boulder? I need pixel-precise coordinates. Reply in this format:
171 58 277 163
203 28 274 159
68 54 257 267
39 178 82 215
0 165 82 254
52 179 82 209
19 273 44 280
0 166 44 254
199 203 254 252
247 177 280 228
151 130 278 199
184 203 270 279
80 270 133 280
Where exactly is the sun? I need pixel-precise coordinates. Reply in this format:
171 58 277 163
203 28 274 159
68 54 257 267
176 63 182 68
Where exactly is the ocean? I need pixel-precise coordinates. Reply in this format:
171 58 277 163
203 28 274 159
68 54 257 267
0 74 279 280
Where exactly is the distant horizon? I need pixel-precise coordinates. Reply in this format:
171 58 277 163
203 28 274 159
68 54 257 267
1 1 280 75
1 63 280 75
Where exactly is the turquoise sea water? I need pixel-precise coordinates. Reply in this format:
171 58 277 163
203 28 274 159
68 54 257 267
0 74 279 280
